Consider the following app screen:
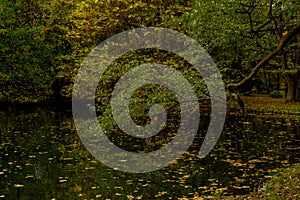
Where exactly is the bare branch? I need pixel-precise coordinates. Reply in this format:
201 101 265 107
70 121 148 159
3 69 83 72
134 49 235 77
248 12 254 33
254 20 271 32
268 0 281 41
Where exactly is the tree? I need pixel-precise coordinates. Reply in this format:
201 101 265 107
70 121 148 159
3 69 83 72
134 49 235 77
169 0 300 101
0 0 191 103
0 0 78 102
0 0 54 102
226 0 300 102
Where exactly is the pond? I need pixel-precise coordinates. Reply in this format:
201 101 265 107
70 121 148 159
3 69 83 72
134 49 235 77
0 106 299 199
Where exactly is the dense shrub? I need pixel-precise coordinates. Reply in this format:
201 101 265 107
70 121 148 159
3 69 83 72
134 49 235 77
268 90 283 98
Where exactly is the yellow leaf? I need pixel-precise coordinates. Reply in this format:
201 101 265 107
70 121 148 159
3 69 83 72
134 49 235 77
14 184 24 188
74 185 82 192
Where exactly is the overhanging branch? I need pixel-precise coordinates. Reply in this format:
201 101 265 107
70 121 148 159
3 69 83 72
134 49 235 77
227 24 300 89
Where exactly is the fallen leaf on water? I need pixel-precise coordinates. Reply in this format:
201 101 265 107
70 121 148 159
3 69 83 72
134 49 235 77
62 157 73 161
241 185 250 188
14 184 24 188
85 167 95 170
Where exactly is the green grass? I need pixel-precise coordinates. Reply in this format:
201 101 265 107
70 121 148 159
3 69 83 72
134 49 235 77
259 164 300 199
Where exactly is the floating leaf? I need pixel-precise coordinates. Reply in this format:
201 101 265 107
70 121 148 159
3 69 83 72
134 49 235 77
14 184 24 188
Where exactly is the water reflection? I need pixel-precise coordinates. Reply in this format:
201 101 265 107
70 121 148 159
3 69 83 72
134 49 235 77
0 107 299 199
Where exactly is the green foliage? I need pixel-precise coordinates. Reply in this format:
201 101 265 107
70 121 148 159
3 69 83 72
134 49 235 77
0 0 192 102
0 0 76 102
95 49 208 130
59 0 191 98
268 91 283 98
1 0 299 103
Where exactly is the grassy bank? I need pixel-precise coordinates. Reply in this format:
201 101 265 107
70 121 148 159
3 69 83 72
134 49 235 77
241 94 300 115
228 164 300 200
254 164 299 199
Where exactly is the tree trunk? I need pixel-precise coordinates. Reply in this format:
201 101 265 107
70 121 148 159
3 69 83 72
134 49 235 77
296 77 300 101
282 46 300 102
285 72 300 102
287 31 300 102
268 71 272 92
276 73 280 90
286 74 295 102
296 32 300 101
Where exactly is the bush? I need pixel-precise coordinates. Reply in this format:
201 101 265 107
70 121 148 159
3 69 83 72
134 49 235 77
268 90 283 98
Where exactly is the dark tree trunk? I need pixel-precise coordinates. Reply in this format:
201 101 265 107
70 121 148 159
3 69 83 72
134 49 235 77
286 74 296 102
284 72 300 102
296 80 300 101
52 77 63 101
296 32 300 101
286 32 300 102
268 71 271 92
282 47 300 102
276 73 280 90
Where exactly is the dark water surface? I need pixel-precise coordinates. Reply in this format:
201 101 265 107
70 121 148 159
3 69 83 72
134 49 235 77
0 106 299 199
